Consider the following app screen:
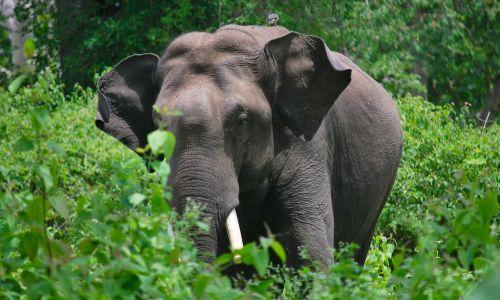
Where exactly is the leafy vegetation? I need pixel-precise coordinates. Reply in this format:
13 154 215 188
4 0 498 112
0 70 497 298
1 0 498 298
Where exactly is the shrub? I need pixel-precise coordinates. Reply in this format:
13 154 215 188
381 96 499 244
0 77 497 298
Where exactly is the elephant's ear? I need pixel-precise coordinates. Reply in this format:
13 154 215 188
95 53 160 154
265 32 351 141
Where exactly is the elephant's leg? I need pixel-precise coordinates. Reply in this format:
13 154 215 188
352 165 399 264
279 213 333 268
265 165 334 268
330 141 402 265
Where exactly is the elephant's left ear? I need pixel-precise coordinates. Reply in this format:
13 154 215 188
95 53 160 154
265 32 351 141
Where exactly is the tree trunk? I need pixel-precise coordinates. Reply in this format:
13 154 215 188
1 0 29 68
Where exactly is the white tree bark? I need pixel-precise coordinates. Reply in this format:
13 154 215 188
1 0 29 67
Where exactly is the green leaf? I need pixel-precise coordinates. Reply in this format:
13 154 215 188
193 273 211 299
27 280 54 300
38 165 54 192
151 184 171 214
79 238 98 255
48 240 72 262
14 135 34 152
259 236 271 248
148 130 167 155
8 73 28 93
249 278 274 295
252 248 269 276
214 253 234 267
48 195 69 219
472 257 487 271
237 243 269 276
237 243 258 265
129 193 146 206
21 271 37 288
270 240 287 263
31 108 50 132
476 191 497 221
23 38 35 58
147 130 176 159
466 158 486 165
1 277 22 293
445 237 458 253
121 272 141 292
163 131 176 160
27 196 46 226
392 253 404 270
0 166 8 179
466 271 500 300
22 230 43 261
156 160 171 186
47 141 66 155
168 247 181 264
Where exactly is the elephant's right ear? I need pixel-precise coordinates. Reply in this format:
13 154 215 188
265 32 351 141
95 53 160 155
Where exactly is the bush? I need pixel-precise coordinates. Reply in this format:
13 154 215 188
0 76 288 298
381 96 499 244
0 77 498 298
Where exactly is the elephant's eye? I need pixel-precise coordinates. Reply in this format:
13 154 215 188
237 112 249 129
234 111 250 142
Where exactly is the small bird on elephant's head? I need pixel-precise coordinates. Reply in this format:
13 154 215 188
267 13 279 26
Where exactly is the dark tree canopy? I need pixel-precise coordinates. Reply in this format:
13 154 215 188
1 0 498 115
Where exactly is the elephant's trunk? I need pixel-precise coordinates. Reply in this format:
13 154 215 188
169 142 241 261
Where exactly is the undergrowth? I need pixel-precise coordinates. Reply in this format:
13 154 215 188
0 70 498 299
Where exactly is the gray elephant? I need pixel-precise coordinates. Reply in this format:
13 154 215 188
95 24 402 268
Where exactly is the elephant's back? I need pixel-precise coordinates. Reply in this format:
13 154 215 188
324 52 402 252
216 25 289 48
328 52 402 154
329 52 402 163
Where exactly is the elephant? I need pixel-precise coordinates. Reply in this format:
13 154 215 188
95 24 403 269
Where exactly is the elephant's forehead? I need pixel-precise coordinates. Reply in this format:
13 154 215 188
160 31 262 93
164 30 259 62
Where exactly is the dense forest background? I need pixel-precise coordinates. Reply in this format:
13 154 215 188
0 1 498 298
1 0 499 118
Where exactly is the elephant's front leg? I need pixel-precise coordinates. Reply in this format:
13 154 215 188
265 166 334 268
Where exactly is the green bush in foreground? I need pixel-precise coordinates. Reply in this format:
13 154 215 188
0 72 498 298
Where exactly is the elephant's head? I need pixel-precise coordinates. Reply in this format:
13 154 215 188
95 26 351 261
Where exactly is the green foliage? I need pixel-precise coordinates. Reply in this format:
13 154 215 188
2 67 65 109
0 19 11 86
382 96 499 242
1 2 499 296
0 75 291 298
10 0 497 110
0 65 498 298
310 187 498 299
324 0 499 107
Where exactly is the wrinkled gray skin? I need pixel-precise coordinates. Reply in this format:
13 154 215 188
95 25 402 268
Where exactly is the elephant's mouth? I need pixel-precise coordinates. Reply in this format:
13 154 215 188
225 208 244 263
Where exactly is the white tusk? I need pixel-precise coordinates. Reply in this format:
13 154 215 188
225 209 243 263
